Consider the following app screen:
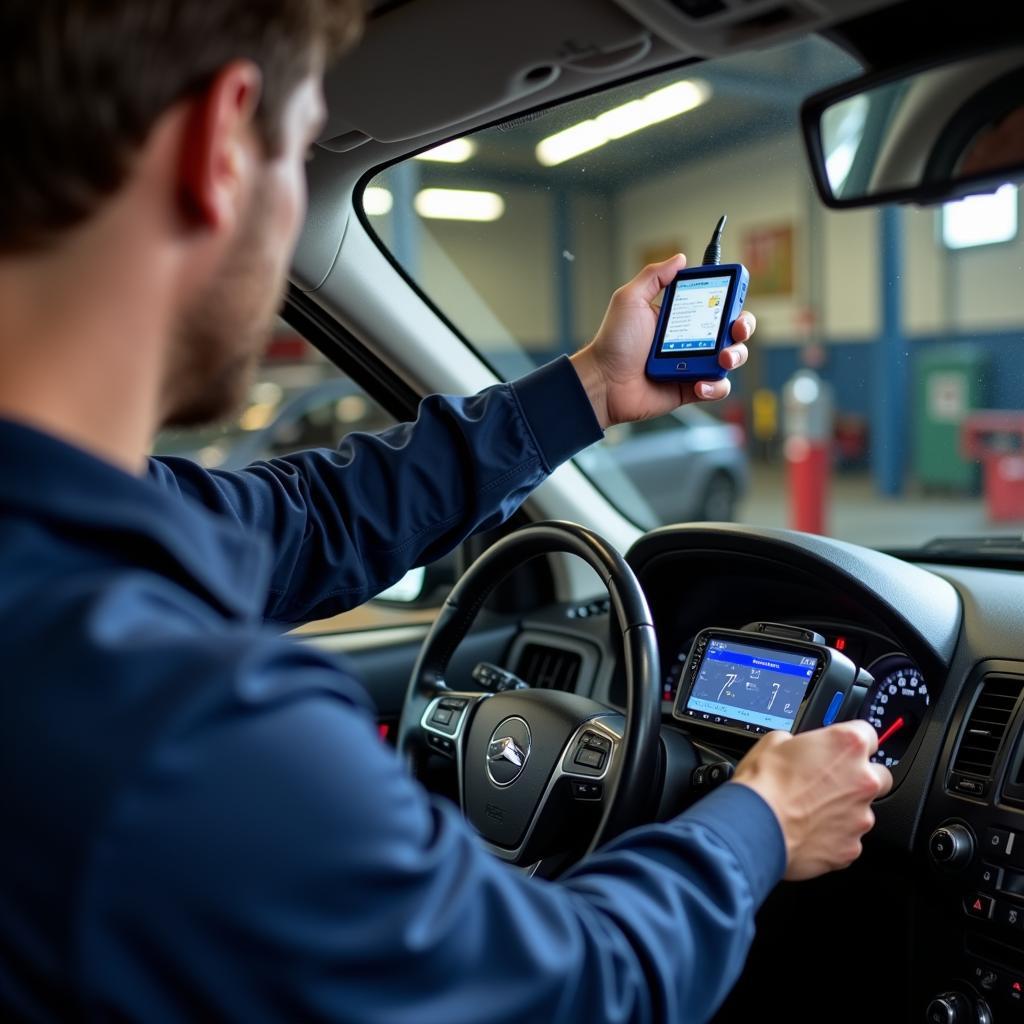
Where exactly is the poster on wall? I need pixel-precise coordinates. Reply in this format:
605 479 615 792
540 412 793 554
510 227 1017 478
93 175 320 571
742 225 795 297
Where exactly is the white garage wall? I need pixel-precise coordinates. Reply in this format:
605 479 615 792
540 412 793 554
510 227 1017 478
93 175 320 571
902 206 946 336
420 187 556 351
363 151 1023 355
612 135 809 346
820 207 878 339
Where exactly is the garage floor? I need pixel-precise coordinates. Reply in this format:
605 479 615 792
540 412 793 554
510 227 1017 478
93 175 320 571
738 467 1024 550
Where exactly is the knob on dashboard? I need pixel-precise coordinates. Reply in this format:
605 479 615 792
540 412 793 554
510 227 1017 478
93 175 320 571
929 824 974 869
925 992 971 1024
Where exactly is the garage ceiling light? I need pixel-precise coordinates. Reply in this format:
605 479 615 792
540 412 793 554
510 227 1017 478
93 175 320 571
363 186 393 216
414 188 505 222
535 79 712 167
414 139 476 163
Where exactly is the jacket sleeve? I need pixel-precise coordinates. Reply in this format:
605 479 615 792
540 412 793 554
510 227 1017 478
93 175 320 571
148 357 603 626
76 640 786 1024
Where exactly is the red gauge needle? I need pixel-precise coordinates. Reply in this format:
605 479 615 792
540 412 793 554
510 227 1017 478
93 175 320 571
876 715 906 749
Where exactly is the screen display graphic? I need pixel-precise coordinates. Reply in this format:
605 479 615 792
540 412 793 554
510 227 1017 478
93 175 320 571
685 638 819 732
658 275 731 354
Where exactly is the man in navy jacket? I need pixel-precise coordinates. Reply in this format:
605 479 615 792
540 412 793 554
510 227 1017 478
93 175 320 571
0 1 890 1021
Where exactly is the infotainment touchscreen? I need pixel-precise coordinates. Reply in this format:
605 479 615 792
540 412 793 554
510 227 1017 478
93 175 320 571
683 636 821 733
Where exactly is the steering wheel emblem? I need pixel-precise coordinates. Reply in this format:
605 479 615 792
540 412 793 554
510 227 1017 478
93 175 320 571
486 717 532 786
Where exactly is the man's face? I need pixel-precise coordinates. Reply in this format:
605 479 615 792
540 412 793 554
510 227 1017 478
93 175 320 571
162 73 327 429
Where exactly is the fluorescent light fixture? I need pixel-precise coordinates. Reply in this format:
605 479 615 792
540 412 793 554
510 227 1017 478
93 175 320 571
942 184 1018 249
414 188 505 222
363 186 393 216
536 79 711 167
414 139 477 163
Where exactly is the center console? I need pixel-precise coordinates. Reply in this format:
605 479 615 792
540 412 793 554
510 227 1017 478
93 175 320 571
917 661 1024 1021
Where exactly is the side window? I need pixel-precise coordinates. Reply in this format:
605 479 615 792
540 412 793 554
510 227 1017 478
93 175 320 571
153 321 451 634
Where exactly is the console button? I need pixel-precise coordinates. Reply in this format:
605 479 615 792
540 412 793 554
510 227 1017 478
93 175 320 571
996 901 1024 930
1009 977 1024 1003
976 863 1005 890
971 965 998 992
1000 868 1024 896
966 893 995 920
984 827 1015 858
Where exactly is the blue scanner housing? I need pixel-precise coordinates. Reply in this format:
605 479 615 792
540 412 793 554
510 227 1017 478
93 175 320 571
645 262 749 384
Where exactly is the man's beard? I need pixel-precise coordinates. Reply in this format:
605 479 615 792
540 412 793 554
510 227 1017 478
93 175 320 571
160 182 285 430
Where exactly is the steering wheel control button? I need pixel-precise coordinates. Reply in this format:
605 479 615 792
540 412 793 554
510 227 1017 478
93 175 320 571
425 732 455 757
706 762 734 785
966 893 996 920
431 707 454 726
485 717 532 787
574 747 605 770
985 827 1015 858
930 824 974 869
570 780 603 801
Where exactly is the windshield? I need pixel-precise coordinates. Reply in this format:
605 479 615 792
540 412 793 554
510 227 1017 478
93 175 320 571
363 36 1024 551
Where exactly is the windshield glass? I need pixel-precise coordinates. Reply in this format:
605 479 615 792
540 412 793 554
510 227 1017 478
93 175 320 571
363 37 1024 550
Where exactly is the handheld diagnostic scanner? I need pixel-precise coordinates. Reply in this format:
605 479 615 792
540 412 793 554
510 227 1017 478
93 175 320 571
644 215 750 384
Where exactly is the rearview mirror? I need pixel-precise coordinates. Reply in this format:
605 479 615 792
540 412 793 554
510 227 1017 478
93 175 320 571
801 47 1024 208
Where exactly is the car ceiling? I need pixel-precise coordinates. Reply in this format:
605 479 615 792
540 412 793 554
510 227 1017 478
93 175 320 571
294 0 891 290
317 0 896 154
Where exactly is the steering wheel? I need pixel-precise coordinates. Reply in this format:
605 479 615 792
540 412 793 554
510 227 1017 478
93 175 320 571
397 521 662 869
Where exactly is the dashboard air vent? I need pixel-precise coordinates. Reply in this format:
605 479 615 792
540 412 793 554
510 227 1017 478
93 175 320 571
951 676 1024 781
515 643 581 692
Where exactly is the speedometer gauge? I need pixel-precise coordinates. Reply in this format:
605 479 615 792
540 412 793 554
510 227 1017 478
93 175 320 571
861 654 929 768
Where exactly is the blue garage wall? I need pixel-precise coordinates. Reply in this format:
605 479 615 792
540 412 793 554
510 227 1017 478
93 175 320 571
757 330 1024 417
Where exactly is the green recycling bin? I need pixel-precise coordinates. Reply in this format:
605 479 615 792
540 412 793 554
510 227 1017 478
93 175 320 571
913 345 989 492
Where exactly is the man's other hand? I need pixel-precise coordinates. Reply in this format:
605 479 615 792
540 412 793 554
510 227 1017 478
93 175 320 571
570 253 755 430
731 720 893 882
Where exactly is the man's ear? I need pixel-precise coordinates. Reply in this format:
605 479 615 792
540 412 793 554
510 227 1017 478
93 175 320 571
177 61 263 232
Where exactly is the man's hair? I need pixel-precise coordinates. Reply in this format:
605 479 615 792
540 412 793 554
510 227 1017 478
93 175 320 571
0 0 363 253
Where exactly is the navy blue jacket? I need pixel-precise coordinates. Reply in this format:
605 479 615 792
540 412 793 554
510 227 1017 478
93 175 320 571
0 356 785 1022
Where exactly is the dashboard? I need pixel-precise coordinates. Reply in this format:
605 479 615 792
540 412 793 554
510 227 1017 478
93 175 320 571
497 524 1024 1021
